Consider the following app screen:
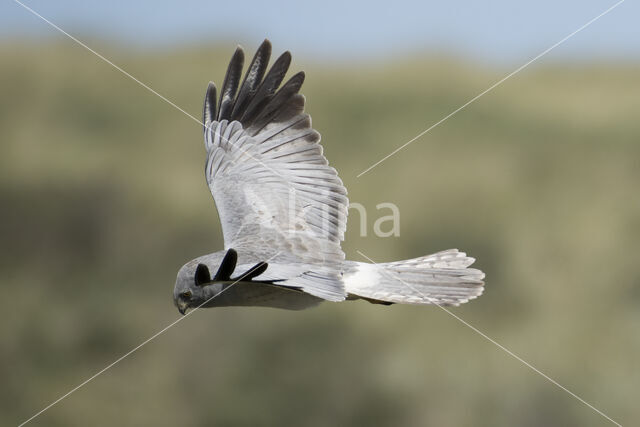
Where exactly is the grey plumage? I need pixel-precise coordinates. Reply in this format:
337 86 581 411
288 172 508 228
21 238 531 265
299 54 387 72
173 40 485 314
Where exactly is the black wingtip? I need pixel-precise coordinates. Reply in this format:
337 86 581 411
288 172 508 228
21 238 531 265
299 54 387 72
213 248 238 282
195 263 211 287
217 48 245 120
240 50 292 123
210 40 307 132
232 46 245 64
276 51 292 73
202 81 217 131
245 262 269 280
231 39 273 120
258 37 271 51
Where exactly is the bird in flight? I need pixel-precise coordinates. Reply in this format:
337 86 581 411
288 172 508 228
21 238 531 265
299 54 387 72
173 40 484 314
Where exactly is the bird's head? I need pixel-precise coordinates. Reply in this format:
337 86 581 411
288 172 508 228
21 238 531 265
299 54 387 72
173 250 235 315
173 248 269 314
173 262 218 315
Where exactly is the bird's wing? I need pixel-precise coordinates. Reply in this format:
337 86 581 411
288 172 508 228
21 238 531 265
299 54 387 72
234 262 344 301
203 40 348 267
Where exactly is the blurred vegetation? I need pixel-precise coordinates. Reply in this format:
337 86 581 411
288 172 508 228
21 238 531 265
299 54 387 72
1 40 639 426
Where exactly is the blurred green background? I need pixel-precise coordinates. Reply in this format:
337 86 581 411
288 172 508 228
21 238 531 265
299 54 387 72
1 38 639 426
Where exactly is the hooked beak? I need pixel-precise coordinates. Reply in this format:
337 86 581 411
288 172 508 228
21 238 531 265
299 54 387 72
177 300 189 316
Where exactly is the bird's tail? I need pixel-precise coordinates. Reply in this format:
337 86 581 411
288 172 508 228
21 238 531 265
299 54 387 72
345 250 485 306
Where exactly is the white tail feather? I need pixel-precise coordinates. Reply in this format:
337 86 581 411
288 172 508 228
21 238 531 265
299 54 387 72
345 250 485 306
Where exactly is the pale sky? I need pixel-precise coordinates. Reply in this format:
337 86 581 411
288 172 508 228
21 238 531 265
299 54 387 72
1 0 638 64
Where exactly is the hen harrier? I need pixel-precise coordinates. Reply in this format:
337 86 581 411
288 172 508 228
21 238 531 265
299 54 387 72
173 40 484 314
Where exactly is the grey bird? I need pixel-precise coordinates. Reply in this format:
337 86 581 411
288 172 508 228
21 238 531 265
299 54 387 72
173 40 485 314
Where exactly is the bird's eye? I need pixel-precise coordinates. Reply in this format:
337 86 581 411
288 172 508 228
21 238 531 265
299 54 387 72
181 291 192 300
